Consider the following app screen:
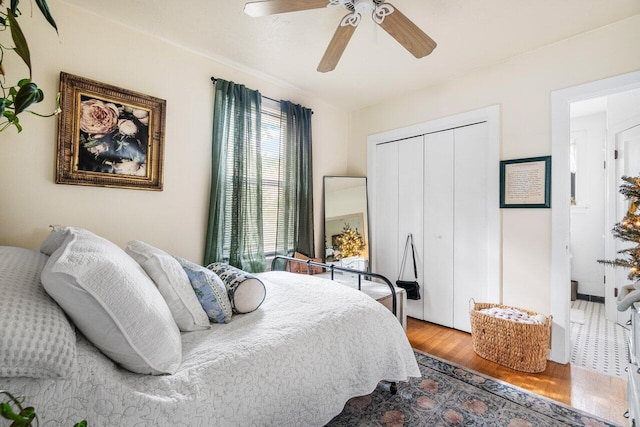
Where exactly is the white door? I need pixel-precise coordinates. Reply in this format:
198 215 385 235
398 136 425 319
423 131 454 327
453 123 490 332
374 142 399 287
612 123 640 326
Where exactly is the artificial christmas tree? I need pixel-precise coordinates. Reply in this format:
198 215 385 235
336 223 365 258
599 175 640 281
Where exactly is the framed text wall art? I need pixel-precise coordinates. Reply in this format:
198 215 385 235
500 156 551 208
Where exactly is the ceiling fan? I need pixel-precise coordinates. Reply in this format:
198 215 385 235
244 0 437 73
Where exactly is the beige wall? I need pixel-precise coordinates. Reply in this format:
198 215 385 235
0 2 349 262
349 15 640 315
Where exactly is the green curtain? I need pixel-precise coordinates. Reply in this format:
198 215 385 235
274 100 315 263
204 79 266 272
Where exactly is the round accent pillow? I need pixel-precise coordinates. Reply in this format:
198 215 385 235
206 263 266 314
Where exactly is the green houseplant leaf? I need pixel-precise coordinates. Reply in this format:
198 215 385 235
14 82 44 114
7 9 32 77
34 0 58 33
10 0 20 15
0 0 60 133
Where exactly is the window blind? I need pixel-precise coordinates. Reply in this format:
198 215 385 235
260 97 282 256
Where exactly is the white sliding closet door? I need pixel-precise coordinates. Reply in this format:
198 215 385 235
398 136 424 319
369 105 499 334
423 131 454 328
453 123 489 332
374 142 399 285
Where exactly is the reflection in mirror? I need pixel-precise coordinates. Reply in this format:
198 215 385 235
323 176 369 271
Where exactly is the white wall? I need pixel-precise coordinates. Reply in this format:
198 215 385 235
570 113 606 297
609 88 640 128
349 15 640 316
325 186 368 219
0 2 349 262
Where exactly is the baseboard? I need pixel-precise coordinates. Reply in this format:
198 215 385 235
576 293 605 303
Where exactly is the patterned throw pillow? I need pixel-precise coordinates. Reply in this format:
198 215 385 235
207 263 266 314
175 257 232 324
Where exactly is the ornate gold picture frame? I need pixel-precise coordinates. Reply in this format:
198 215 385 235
56 72 165 190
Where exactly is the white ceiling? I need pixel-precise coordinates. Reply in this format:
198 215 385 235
58 0 640 111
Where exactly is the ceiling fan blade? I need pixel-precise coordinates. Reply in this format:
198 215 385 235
317 15 359 73
376 4 436 58
244 0 329 17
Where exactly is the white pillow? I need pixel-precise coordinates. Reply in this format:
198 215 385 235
126 240 210 331
41 227 182 375
40 225 70 256
0 247 76 378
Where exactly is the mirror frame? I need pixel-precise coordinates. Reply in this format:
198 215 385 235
322 176 371 270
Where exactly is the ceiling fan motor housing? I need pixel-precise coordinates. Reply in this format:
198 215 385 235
354 0 375 14
334 0 385 12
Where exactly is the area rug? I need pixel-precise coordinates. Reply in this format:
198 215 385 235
327 350 620 427
571 299 629 378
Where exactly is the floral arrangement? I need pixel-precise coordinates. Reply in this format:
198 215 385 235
77 97 150 176
0 0 59 133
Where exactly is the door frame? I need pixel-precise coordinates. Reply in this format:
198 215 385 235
366 104 501 303
551 70 640 363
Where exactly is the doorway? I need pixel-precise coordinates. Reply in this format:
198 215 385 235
568 93 640 377
551 70 640 365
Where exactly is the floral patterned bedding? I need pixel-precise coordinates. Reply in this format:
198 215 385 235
1 271 420 426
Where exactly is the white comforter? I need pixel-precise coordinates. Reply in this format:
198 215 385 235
2 271 420 426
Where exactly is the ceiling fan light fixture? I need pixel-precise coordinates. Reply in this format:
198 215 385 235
353 0 375 14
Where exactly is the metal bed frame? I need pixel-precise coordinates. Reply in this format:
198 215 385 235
270 255 398 320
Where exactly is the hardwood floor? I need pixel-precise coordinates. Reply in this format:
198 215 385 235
407 318 628 426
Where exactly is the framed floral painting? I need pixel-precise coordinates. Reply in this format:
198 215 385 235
56 72 166 190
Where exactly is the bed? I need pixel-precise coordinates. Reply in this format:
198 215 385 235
0 229 420 426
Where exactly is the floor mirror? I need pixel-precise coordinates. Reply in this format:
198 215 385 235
323 176 370 271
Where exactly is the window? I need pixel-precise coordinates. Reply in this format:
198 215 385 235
260 98 282 256
205 79 314 271
570 130 587 207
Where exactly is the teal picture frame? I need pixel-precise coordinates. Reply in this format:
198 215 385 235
500 156 551 208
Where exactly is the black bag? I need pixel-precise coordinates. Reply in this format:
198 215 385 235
397 234 421 300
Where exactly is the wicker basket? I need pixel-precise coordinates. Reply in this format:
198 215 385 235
469 301 552 373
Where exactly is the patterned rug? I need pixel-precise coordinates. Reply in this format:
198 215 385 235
327 350 620 427
570 300 629 378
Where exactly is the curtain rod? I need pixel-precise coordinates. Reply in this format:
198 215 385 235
211 76 313 114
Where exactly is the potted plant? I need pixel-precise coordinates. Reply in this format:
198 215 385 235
1 390 86 426
1 0 60 132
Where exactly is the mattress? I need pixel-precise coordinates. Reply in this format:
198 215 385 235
1 271 420 426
